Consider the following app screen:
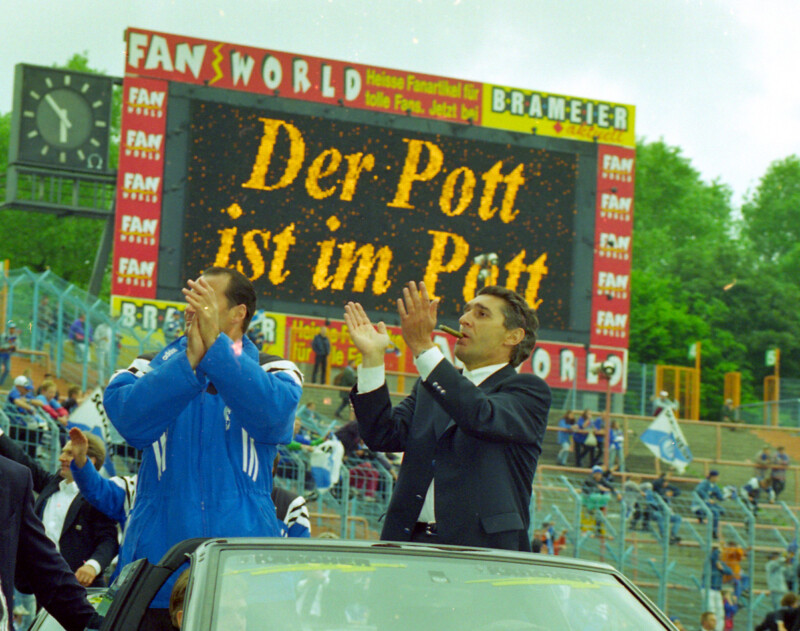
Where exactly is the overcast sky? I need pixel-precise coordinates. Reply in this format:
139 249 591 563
3 0 798 207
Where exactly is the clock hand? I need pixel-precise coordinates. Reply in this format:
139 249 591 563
45 94 73 129
59 120 68 144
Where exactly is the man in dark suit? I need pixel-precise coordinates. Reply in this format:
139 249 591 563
0 427 118 587
0 454 97 631
344 282 551 551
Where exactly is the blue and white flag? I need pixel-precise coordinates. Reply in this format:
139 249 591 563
639 407 693 473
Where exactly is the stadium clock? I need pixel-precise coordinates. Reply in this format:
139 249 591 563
12 64 113 172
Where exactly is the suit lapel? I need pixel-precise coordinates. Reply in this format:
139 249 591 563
34 478 62 516
433 364 516 440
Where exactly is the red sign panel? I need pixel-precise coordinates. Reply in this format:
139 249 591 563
123 28 482 126
590 145 635 348
111 77 168 297
284 315 626 394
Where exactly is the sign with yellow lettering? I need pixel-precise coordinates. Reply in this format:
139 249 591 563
181 100 577 328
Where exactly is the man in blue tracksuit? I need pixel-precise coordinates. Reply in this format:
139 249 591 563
104 267 302 629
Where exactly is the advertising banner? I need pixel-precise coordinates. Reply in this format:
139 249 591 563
590 145 634 348
111 77 168 297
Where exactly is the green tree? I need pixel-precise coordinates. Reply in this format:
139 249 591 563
741 155 800 265
0 53 120 294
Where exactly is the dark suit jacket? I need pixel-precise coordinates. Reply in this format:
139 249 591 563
352 360 551 551
0 455 96 631
0 434 118 586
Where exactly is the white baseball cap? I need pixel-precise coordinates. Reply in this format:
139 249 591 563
13 376 31 388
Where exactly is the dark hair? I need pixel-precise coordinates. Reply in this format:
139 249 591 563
781 592 798 607
476 285 539 367
203 266 257 333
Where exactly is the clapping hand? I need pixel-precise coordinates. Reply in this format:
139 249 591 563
397 281 438 357
344 302 391 368
182 277 221 367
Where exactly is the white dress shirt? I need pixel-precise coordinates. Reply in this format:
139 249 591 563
41 479 102 575
358 346 507 524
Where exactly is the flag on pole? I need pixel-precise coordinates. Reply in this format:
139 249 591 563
639 407 693 473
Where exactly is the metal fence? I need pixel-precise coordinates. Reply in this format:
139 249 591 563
530 469 800 629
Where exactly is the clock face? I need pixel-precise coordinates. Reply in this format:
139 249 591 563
16 66 113 172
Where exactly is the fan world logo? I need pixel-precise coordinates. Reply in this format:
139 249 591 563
598 232 630 260
601 154 634 182
599 192 632 221
595 310 628 339
596 272 629 299
126 86 166 118
117 257 156 288
124 130 164 160
122 172 161 203
120 215 158 245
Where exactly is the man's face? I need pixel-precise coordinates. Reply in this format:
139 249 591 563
455 294 521 370
58 441 75 482
702 614 717 630
187 274 245 339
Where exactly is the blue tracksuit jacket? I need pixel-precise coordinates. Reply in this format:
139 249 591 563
103 333 302 608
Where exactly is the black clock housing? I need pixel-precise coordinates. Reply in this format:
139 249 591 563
9 64 113 173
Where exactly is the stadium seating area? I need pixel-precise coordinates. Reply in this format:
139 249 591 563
3 265 799 628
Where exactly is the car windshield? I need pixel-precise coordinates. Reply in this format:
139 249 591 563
208 547 668 631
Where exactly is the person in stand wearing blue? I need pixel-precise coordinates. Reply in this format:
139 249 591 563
607 418 625 472
694 470 725 539
0 321 19 386
643 481 682 544
103 267 303 631
556 410 575 466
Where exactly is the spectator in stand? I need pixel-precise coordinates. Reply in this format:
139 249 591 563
61 385 84 415
669 616 688 631
755 446 775 480
0 321 19 386
645 480 682 544
311 325 331 384
163 311 183 346
694 470 725 539
699 611 718 631
624 475 647 528
8 376 39 415
703 542 732 631
721 588 738 631
35 379 69 429
38 295 56 359
556 410 575 466
68 314 90 359
607 418 625 472
333 359 357 419
772 446 791 498
93 321 113 384
296 401 323 428
574 409 593 468
587 412 606 468
719 398 736 428
755 592 799 631
540 521 566 555
652 390 678 416
742 475 776 514
721 538 748 599
766 552 790 610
